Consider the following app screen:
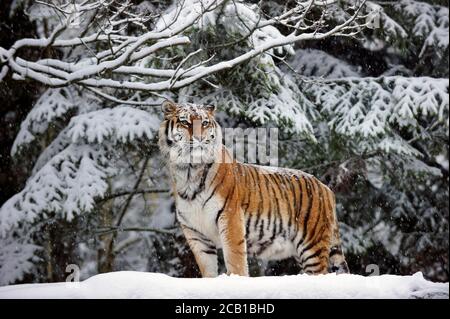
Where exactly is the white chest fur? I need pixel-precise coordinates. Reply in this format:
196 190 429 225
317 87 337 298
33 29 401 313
176 195 223 247
171 164 224 247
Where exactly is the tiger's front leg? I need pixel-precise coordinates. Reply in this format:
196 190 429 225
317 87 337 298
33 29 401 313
217 203 249 276
181 225 218 278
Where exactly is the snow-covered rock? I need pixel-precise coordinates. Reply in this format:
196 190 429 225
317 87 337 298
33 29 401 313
0 271 447 299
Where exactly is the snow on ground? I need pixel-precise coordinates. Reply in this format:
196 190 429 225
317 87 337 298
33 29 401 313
0 271 448 299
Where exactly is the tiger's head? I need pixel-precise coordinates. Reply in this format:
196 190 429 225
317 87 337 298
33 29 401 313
158 100 222 167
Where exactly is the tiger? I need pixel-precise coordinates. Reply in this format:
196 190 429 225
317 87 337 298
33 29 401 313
158 100 349 277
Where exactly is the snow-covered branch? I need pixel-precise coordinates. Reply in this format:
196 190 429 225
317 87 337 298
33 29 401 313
0 0 371 96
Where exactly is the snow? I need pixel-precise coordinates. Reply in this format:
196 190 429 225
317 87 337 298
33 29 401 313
0 233 40 286
0 144 110 235
11 88 76 156
394 0 449 57
65 37 190 82
307 76 449 140
365 2 408 39
0 106 161 235
11 87 102 156
67 106 160 144
0 271 447 299
286 49 361 79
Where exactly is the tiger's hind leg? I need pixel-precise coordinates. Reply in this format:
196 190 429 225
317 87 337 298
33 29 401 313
295 241 330 275
328 245 350 274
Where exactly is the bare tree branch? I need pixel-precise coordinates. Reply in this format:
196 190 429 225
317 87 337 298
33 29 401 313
101 188 170 203
96 226 177 236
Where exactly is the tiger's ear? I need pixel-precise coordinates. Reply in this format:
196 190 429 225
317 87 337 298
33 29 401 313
205 104 216 115
162 100 177 117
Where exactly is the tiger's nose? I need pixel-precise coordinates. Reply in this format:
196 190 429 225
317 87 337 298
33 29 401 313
192 120 203 141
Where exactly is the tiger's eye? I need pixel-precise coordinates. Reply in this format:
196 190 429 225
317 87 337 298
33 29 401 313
202 120 209 127
180 119 189 126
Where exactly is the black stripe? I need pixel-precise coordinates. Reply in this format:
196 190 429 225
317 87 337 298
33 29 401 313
178 190 190 200
202 169 225 208
275 198 283 238
215 205 226 225
253 169 263 234
256 240 272 255
244 166 257 216
270 216 277 242
189 237 216 251
263 174 273 237
215 183 235 224
253 211 262 239
180 223 211 243
202 249 217 255
165 120 173 146
305 181 323 245
245 216 251 239
286 175 296 238
303 262 322 269
322 189 331 224
329 246 343 257
290 176 302 241
299 225 327 257
296 178 312 250
268 174 282 239
302 178 315 239
290 177 298 226
295 177 304 223
191 163 213 201
251 168 264 240
242 166 252 211
302 248 323 263
258 219 265 241
266 183 278 241
275 174 291 237
242 202 250 213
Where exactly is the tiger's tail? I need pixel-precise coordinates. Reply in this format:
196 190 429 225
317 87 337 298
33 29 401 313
328 193 350 274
